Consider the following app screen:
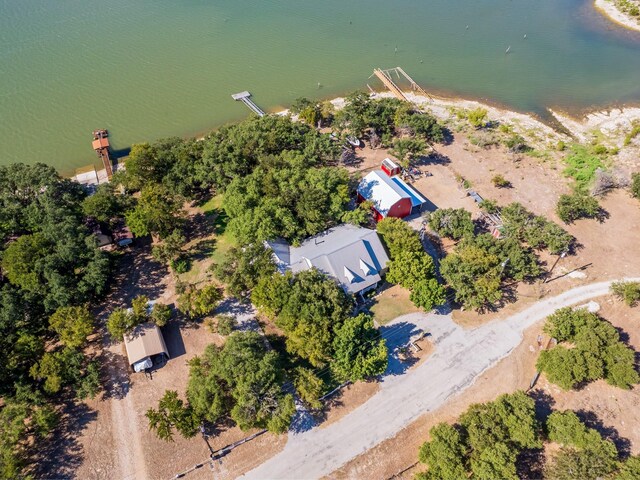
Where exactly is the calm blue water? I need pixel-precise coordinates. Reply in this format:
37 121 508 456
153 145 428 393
1 0 639 173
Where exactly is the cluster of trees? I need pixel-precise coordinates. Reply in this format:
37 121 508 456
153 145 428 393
106 295 172 340
417 391 541 480
430 207 545 310
500 202 575 254
429 204 575 311
376 218 446 310
147 331 296 441
290 97 335 127
416 391 640 480
537 307 639 390
252 269 387 386
0 164 113 475
223 151 351 244
335 91 445 166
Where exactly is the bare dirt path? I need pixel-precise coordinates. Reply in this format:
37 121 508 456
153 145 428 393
241 277 640 480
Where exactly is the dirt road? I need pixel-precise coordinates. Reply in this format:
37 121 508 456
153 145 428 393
241 278 640 480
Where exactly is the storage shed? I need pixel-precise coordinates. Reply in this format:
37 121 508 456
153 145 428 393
357 170 427 221
124 323 169 372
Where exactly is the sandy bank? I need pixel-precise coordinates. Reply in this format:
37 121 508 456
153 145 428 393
550 107 640 142
594 0 640 32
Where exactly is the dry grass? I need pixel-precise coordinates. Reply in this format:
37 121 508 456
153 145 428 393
370 285 420 325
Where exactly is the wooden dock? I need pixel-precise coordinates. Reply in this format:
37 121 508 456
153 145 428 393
232 91 265 117
372 69 408 101
371 67 434 102
92 129 113 179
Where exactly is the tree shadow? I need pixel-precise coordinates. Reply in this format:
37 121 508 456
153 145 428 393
576 409 632 459
516 448 546 480
99 349 131 401
529 388 556 423
32 400 97 479
380 321 426 377
419 150 451 166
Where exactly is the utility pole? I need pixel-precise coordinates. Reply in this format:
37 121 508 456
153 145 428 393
544 250 568 283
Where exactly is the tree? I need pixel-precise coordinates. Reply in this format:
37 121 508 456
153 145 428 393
150 303 172 327
545 411 619 480
410 278 448 311
106 308 137 340
390 138 427 167
125 184 185 239
213 243 277 298
341 201 373 226
151 229 186 267
440 240 503 310
415 391 541 480
177 284 223 319
214 315 236 336
617 456 640 480
556 192 600 223
428 208 474 240
272 269 352 367
48 305 94 349
223 151 350 244
294 367 324 410
186 332 295 433
146 390 198 442
81 183 130 222
377 217 425 257
331 314 388 382
418 423 468 480
537 308 639 390
610 280 640 307
1 233 51 293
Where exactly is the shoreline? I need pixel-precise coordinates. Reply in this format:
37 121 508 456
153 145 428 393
73 91 640 186
594 0 640 32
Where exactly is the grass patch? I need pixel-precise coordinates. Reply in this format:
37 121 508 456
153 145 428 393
369 285 420 325
563 144 608 191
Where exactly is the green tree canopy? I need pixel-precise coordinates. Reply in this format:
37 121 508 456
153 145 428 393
428 208 474 240
186 332 295 433
125 184 185 239
537 308 639 390
48 305 94 349
331 313 388 382
223 151 350 244
213 243 277 298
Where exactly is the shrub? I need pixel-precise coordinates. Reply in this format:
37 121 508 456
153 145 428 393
151 303 172 327
556 192 600 223
467 108 488 129
491 174 511 188
632 172 640 199
479 199 499 214
216 315 237 336
610 281 640 307
170 257 191 274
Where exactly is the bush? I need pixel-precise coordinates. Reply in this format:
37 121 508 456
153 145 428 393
151 303 172 327
170 257 191 274
491 174 511 188
467 108 488 129
479 199 499 214
610 281 640 307
216 315 237 336
632 172 640 199
556 192 600 223
563 144 606 191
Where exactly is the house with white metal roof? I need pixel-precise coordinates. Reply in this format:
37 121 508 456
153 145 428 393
268 224 390 296
357 169 427 221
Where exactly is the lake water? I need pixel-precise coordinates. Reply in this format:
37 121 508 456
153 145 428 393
1 0 640 174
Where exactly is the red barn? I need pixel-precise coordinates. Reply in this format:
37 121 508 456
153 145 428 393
357 170 414 221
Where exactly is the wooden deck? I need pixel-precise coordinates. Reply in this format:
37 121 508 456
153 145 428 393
372 68 408 101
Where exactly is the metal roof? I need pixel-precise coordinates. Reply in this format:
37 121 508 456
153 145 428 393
270 224 390 294
123 323 169 366
358 170 408 216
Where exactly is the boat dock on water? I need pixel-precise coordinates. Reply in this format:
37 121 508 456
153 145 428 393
232 91 265 117
92 129 113 179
